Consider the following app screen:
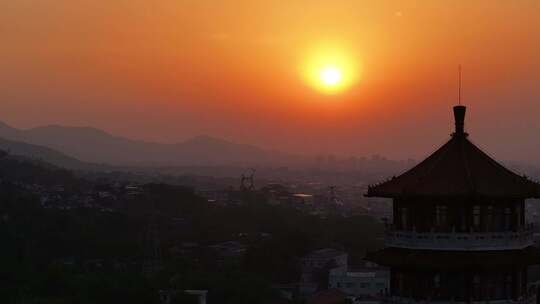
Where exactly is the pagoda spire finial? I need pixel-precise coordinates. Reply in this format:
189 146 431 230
453 105 466 136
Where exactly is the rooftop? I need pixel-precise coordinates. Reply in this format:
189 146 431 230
366 106 540 199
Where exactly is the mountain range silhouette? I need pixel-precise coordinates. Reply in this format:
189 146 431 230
0 121 301 167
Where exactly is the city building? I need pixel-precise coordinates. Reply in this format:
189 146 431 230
366 105 540 302
300 248 348 297
329 265 389 299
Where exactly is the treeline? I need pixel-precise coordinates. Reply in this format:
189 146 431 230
0 182 153 303
0 155 384 303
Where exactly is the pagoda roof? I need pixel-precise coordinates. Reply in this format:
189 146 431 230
366 106 540 199
365 247 540 271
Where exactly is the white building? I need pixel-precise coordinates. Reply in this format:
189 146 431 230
329 266 389 299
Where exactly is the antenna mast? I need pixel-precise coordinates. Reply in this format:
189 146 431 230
240 168 255 191
458 65 462 105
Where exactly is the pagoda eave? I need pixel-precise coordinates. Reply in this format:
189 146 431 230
364 191 540 200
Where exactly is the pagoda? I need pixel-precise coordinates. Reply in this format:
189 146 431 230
366 105 540 302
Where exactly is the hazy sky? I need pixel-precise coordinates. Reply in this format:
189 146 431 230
1 1 540 163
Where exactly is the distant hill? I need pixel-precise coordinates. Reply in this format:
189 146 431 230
0 148 82 186
0 137 103 171
0 121 303 166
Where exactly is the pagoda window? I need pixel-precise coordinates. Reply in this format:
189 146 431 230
393 271 406 297
458 206 467 232
473 205 481 231
515 205 523 229
491 274 504 299
397 272 404 295
452 273 467 301
433 273 440 288
483 205 494 231
490 276 499 300
516 270 522 297
504 207 512 231
493 205 504 232
504 274 513 299
400 207 408 230
435 205 448 230
472 274 481 300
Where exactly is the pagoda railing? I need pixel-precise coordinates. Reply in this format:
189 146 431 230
380 285 538 304
385 224 534 251
381 295 536 304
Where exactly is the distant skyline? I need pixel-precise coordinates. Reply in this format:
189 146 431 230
2 1 540 163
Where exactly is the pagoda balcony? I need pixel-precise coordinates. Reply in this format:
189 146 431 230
381 285 539 304
385 224 534 251
382 294 537 304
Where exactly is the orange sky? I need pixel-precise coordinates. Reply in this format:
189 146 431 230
1 1 540 162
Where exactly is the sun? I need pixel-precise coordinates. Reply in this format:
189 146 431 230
320 66 343 86
301 44 360 94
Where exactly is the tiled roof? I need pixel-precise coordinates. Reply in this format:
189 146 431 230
366 106 540 199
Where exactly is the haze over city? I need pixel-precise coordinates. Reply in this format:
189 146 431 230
2 1 540 163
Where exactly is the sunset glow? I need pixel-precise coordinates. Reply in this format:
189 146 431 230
2 1 540 161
